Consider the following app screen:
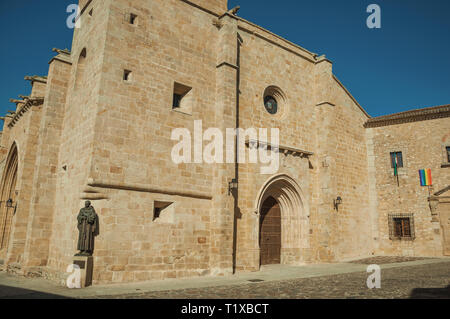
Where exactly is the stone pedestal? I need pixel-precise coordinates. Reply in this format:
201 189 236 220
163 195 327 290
72 256 93 288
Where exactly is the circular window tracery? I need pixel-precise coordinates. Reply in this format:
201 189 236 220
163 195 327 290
264 96 278 114
263 86 287 116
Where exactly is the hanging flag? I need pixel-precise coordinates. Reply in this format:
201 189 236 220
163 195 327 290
419 169 432 186
393 155 398 177
391 153 400 186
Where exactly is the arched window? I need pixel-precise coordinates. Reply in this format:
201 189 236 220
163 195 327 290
75 48 87 90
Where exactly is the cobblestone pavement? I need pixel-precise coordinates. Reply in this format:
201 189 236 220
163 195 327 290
92 262 450 299
349 256 432 265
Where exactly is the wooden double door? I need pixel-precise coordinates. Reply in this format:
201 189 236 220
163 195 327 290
259 197 281 265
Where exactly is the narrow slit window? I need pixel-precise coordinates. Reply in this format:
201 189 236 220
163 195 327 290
123 70 132 82
89 8 93 16
446 146 450 163
130 13 137 25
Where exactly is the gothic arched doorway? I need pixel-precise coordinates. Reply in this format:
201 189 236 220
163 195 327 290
255 174 310 266
260 196 281 265
0 143 18 258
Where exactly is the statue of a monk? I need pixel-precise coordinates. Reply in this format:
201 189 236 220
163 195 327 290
75 201 99 256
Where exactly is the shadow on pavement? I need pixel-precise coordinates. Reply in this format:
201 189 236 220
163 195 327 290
0 285 70 299
410 285 450 299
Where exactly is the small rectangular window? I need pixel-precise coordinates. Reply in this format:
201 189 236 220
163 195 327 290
130 13 137 25
123 70 132 82
390 152 403 168
172 82 193 114
153 201 174 223
446 146 450 163
389 213 415 240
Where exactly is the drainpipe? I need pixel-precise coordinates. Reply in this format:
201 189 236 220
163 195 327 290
232 33 243 274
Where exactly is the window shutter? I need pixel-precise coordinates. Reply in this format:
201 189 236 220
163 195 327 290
402 219 411 237
397 152 403 168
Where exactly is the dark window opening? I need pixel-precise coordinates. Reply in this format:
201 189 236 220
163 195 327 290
153 207 162 221
446 146 450 163
173 94 182 109
264 95 278 115
393 218 411 237
130 13 137 24
390 152 403 168
172 82 192 111
89 8 93 16
153 201 174 222
123 70 132 82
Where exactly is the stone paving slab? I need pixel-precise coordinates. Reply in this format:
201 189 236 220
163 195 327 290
0 257 449 299
92 262 450 299
349 256 432 265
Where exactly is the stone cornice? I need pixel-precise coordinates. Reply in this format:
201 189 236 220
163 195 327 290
7 97 44 128
237 20 317 64
364 104 450 128
87 178 213 200
245 139 314 158
315 55 333 65
180 0 222 17
49 48 72 65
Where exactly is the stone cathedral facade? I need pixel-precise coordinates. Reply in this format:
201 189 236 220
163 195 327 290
0 0 449 285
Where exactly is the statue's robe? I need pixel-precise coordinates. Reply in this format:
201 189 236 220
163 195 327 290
77 207 99 254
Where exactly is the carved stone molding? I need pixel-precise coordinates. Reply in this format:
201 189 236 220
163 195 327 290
365 104 450 128
245 139 314 159
7 97 44 128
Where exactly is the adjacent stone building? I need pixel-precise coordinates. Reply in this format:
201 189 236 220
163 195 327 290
0 0 448 285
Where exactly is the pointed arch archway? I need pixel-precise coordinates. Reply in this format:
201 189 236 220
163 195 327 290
74 48 87 90
255 174 310 266
0 142 19 258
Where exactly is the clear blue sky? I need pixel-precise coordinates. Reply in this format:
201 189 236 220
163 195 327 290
1 0 449 119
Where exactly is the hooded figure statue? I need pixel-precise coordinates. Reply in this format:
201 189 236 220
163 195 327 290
75 201 99 256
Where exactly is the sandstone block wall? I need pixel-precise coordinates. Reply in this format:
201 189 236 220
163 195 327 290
0 0 447 285
370 117 450 256
46 0 111 279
